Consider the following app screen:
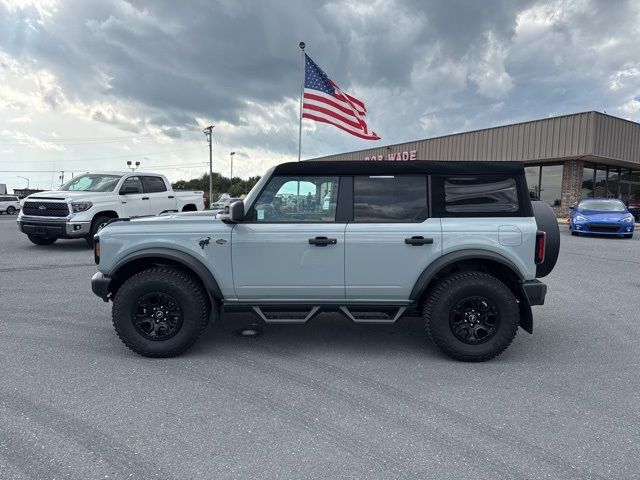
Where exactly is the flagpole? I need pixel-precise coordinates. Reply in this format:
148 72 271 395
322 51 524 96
297 41 305 162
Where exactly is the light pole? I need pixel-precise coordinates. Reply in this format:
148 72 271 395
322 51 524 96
126 161 140 171
203 125 215 209
229 151 235 193
17 176 29 189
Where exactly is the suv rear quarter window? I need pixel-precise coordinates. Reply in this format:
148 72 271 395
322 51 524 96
432 175 524 217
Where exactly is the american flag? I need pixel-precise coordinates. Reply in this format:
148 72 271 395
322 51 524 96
302 54 380 140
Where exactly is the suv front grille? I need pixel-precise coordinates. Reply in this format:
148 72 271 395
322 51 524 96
23 201 69 217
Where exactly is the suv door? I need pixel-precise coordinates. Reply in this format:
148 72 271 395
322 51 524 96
232 175 345 300
118 176 148 217
345 175 442 301
141 176 175 215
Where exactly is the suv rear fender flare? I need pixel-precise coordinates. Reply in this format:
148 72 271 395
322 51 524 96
108 248 223 312
410 249 533 334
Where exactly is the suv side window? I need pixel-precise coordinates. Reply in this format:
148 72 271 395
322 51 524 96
142 176 167 193
248 176 339 222
432 175 521 216
353 175 428 222
121 176 143 194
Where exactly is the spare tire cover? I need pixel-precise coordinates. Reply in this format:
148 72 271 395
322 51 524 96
531 201 560 278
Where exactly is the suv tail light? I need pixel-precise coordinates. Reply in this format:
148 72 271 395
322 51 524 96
535 231 546 264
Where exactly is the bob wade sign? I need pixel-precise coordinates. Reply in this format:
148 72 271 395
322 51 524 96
364 150 417 161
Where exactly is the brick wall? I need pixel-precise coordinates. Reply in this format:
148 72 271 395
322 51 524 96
558 159 584 217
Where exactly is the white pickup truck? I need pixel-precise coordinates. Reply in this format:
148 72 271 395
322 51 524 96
17 171 204 246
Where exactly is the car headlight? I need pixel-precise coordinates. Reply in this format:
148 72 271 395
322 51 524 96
574 214 587 222
71 201 93 213
622 216 634 223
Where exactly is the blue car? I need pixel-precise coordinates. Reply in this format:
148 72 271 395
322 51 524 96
570 198 635 238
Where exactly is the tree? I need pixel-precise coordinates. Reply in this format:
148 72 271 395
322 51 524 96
172 173 261 206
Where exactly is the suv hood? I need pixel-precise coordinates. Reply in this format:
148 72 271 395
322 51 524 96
26 190 105 201
576 210 631 221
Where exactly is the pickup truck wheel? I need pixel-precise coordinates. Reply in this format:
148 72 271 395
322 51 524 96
112 267 210 357
27 235 57 245
423 272 519 362
85 215 112 247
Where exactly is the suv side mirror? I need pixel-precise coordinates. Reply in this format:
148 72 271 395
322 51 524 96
120 186 139 195
228 200 244 222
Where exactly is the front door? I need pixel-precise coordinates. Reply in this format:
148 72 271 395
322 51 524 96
118 176 148 217
232 175 345 300
345 175 442 301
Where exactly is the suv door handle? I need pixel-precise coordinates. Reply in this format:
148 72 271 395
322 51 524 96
405 236 434 246
309 236 337 246
142 197 149 200
168 195 174 199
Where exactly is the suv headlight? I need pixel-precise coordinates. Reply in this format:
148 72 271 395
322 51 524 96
71 201 93 213
622 215 634 223
574 214 587 222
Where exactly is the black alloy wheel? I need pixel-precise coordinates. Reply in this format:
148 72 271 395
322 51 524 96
133 292 184 341
449 296 500 345
112 267 211 357
423 271 520 362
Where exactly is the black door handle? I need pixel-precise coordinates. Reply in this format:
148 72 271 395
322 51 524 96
142 197 149 200
405 236 434 246
168 195 175 199
309 236 337 246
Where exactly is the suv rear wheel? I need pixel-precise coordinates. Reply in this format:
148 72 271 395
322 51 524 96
423 271 519 362
6 206 16 215
112 267 210 357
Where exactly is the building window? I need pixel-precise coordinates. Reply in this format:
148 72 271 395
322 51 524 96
582 164 595 198
607 168 621 198
593 166 607 197
525 166 541 200
539 165 563 207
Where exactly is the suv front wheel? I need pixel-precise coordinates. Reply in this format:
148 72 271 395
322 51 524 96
112 267 210 357
423 272 519 362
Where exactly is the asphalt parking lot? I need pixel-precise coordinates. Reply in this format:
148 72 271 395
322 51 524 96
1 214 639 480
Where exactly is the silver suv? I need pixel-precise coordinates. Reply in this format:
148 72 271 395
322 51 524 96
91 161 559 361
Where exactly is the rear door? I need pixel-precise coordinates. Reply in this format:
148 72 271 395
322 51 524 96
345 175 442 301
141 176 175 215
232 175 345 300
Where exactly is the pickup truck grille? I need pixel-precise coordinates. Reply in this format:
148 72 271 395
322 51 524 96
23 201 69 217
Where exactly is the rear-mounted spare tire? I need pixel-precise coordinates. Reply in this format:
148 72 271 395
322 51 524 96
531 201 560 277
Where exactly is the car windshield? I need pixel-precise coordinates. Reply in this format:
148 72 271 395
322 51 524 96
578 199 626 211
59 174 122 192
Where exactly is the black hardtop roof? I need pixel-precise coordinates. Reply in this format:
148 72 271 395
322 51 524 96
274 160 525 176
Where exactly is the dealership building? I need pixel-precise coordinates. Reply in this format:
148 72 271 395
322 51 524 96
309 111 640 216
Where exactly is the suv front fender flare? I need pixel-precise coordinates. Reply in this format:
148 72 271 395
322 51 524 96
109 248 223 301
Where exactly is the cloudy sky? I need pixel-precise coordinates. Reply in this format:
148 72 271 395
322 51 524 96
1 0 639 191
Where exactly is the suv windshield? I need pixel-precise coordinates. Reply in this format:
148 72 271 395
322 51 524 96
578 199 626 211
60 174 122 192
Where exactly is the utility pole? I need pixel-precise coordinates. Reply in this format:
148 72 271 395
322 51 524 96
230 151 235 194
203 125 215 209
59 171 65 186
18 176 29 189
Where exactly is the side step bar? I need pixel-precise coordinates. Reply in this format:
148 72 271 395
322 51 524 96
248 305 407 324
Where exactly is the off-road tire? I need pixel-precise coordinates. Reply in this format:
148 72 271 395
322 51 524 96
86 215 112 247
6 206 16 215
423 271 519 362
112 267 210 357
27 235 57 245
